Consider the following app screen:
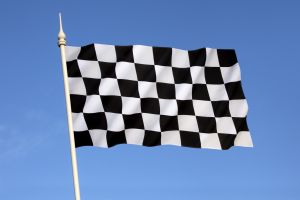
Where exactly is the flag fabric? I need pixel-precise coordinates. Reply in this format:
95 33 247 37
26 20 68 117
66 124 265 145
65 44 252 150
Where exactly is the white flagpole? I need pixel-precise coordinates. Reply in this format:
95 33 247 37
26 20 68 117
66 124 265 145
58 13 81 200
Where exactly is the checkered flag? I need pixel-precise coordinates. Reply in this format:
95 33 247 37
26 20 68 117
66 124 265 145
65 44 252 150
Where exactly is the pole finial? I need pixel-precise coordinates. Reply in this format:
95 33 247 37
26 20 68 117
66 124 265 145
58 13 66 46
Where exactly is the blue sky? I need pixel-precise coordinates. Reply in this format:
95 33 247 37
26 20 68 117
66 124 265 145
0 0 299 199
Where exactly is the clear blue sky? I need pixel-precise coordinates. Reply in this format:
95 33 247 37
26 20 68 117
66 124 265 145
0 0 299 199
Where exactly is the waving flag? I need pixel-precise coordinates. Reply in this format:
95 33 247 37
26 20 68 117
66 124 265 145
65 44 252 150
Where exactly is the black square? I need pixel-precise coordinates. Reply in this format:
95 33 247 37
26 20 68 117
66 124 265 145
188 48 206 66
135 64 156 82
232 117 249 132
143 131 161 146
196 116 217 133
84 112 107 130
160 115 178 131
106 131 127 147
123 113 144 129
180 131 201 148
67 60 82 77
101 95 122 113
217 49 238 67
211 101 231 117
153 47 172 66
157 83 176 99
74 131 93 148
99 61 116 78
177 100 195 115
172 68 192 84
205 67 224 84
225 81 245 100
115 46 134 62
141 98 160 114
70 94 86 113
83 78 100 95
118 79 139 98
78 44 97 61
218 133 236 150
192 84 210 100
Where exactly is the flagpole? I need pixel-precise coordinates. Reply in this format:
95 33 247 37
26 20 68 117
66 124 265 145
58 13 81 200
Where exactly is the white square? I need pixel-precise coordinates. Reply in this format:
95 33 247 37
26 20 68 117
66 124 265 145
72 113 88 131
83 95 104 113
68 77 86 95
142 113 161 132
193 100 215 117
161 131 181 146
94 44 116 62
99 78 121 96
207 84 229 101
234 131 253 147
216 117 236 134
229 100 248 117
138 82 158 98
115 62 137 81
125 129 145 145
172 48 190 68
105 112 124 131
155 65 174 84
190 66 206 84
159 99 178 116
77 60 101 78
133 45 154 65
175 84 193 100
178 115 199 132
199 133 222 150
65 46 80 61
205 48 219 67
89 130 108 148
221 63 241 83
122 97 141 114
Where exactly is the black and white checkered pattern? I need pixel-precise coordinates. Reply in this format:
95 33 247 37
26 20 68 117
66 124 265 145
65 44 252 150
